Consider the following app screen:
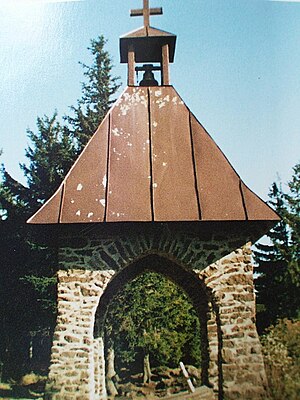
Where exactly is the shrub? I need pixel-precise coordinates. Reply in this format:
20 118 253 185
261 319 300 400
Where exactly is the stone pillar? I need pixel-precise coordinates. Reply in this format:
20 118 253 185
200 244 268 400
94 338 107 400
206 303 219 393
45 269 114 400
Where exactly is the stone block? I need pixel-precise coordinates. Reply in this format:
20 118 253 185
221 348 236 363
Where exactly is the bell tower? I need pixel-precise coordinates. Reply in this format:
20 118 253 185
120 0 176 86
28 2 279 400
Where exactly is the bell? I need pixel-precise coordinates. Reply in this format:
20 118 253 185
139 66 158 87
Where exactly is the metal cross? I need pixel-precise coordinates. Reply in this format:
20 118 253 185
130 0 163 28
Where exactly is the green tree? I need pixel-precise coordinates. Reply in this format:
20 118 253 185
254 162 300 332
0 114 73 377
20 113 76 207
284 163 300 285
0 36 120 378
67 35 121 153
105 272 201 385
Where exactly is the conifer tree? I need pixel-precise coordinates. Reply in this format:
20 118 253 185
67 35 121 153
1 113 75 218
0 114 74 377
20 113 76 206
0 37 120 378
254 162 300 332
105 272 201 385
284 163 300 285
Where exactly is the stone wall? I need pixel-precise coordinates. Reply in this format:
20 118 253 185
198 245 268 399
46 231 268 400
45 270 114 400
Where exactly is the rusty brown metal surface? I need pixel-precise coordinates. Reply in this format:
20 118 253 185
150 87 199 221
161 44 170 85
60 115 109 223
191 114 246 221
241 182 280 221
28 86 280 225
27 185 63 224
107 87 152 222
121 26 175 39
128 47 135 86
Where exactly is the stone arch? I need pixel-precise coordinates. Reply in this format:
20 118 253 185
46 231 268 400
58 228 244 275
94 253 212 389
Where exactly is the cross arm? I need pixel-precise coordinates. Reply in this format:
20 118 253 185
130 7 163 17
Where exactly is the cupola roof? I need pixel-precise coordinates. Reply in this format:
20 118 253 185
120 26 176 64
28 1 280 241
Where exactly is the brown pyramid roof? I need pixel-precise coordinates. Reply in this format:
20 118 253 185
28 86 279 225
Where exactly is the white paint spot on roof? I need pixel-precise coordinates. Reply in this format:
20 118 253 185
153 121 158 128
100 199 106 207
140 96 147 107
135 93 141 103
116 212 125 218
123 92 131 101
155 90 162 97
153 183 158 188
112 127 121 136
77 183 83 191
76 210 81 216
102 175 107 189
172 96 178 104
119 91 148 115
113 148 122 156
162 162 167 167
87 212 94 218
120 104 130 116
71 199 75 204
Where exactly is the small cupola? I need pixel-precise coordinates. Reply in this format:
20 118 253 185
119 0 176 86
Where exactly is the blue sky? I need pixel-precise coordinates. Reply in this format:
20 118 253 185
0 0 299 201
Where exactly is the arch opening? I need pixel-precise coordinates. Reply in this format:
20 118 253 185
94 254 211 398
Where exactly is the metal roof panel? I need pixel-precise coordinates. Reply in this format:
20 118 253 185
60 115 109 223
28 86 279 226
149 87 199 221
241 182 280 221
107 87 152 222
191 114 246 221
